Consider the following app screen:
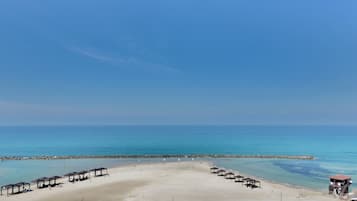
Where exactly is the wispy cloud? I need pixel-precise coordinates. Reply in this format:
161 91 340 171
70 47 117 63
68 46 180 73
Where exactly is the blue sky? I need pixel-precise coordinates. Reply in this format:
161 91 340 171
0 0 357 125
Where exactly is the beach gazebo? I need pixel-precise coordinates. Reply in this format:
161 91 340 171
329 174 352 196
249 179 261 188
0 182 31 196
210 167 219 174
217 169 226 176
1 184 14 196
224 172 235 179
90 167 109 177
234 175 245 183
243 178 254 187
64 172 78 183
78 170 90 181
48 176 62 187
14 182 31 193
32 177 49 189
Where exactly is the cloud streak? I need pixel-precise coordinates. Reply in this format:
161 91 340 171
70 47 117 63
69 46 180 73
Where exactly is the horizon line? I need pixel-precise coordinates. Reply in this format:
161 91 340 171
0 123 356 127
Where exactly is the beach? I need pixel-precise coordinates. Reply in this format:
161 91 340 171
0 161 337 201
1 0 355 199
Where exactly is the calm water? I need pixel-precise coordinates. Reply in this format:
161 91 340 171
0 125 357 190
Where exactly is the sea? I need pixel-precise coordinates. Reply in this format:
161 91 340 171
0 125 356 191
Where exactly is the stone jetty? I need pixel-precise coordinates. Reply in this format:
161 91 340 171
0 154 314 161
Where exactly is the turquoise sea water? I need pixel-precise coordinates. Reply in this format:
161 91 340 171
0 125 357 190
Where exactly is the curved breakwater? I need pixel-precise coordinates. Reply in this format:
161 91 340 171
0 154 314 161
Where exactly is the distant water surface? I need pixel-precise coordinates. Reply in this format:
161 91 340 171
0 125 356 190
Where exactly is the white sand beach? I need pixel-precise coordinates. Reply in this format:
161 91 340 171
0 161 338 201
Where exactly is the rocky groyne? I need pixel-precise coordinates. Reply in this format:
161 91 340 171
0 154 314 161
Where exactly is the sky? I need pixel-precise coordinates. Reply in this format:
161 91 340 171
0 0 357 125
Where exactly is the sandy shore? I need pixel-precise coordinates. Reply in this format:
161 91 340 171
0 161 338 201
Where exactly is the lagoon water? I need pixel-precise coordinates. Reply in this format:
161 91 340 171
0 125 357 190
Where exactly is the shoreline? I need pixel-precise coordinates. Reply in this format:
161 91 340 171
0 154 314 161
0 161 338 201
211 161 326 193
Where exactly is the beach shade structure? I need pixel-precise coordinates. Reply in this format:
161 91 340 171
48 176 62 187
224 172 235 179
329 175 352 196
216 169 224 176
242 178 261 188
242 178 253 187
90 167 109 177
217 169 226 176
210 167 219 174
234 175 245 183
14 182 31 194
250 179 261 188
32 177 49 189
64 172 79 183
77 170 90 181
1 184 14 196
0 182 31 196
